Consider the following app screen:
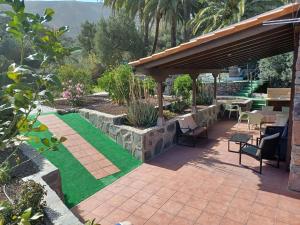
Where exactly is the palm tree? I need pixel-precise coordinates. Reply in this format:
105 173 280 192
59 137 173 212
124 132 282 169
190 0 289 35
190 0 245 35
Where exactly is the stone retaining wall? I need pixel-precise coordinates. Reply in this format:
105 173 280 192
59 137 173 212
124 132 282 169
205 81 249 96
79 104 221 161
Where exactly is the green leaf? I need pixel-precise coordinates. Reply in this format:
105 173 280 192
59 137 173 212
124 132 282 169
20 208 32 220
38 124 48 132
7 70 21 82
41 138 50 147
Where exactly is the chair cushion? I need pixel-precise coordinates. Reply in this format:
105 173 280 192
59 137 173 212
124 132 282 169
259 132 280 149
242 146 260 157
178 116 198 133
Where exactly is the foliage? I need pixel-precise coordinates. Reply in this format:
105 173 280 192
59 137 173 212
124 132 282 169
169 100 189 113
143 77 156 97
15 181 46 220
62 81 85 107
127 101 158 128
0 163 11 185
258 52 293 88
163 110 177 120
98 64 139 105
94 12 144 67
57 64 92 95
197 80 214 105
0 0 69 193
78 21 97 54
173 75 192 102
0 180 46 225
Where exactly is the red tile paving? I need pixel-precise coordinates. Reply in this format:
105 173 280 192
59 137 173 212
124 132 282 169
72 120 300 225
39 114 120 179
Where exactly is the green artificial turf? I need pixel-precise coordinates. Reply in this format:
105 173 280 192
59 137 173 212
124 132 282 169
29 113 141 208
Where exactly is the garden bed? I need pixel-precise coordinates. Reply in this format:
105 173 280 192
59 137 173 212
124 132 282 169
50 94 172 116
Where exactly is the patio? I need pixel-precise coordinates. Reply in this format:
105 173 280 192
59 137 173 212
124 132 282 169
72 120 300 225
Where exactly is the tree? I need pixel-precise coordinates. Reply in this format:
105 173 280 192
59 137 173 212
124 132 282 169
0 0 70 187
78 21 97 54
94 12 144 67
104 0 150 54
259 53 293 88
190 0 288 35
190 0 245 35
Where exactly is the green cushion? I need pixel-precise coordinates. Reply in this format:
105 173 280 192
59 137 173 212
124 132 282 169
242 145 260 157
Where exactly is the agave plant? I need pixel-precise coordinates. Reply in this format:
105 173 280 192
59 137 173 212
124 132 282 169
127 101 158 128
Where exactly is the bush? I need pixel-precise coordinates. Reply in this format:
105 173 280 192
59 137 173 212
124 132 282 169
127 101 158 128
143 77 156 97
0 180 46 225
0 163 11 185
57 64 92 95
62 81 85 107
98 64 140 105
15 180 46 221
197 80 214 105
169 100 189 113
173 75 192 102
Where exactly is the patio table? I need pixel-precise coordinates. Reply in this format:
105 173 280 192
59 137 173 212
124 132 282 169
228 133 253 153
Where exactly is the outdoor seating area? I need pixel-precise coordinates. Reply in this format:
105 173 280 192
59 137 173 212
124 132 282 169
72 120 300 225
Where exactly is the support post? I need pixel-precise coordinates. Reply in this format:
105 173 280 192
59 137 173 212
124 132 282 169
212 72 219 104
155 78 165 126
288 26 300 191
190 73 198 113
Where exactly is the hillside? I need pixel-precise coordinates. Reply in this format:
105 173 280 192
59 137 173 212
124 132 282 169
0 1 111 38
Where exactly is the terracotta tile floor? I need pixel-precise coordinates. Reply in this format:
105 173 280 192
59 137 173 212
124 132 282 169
39 114 120 179
72 120 300 225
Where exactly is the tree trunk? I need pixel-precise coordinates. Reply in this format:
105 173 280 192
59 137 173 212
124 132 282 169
144 16 150 55
151 13 161 54
183 0 191 41
171 13 177 47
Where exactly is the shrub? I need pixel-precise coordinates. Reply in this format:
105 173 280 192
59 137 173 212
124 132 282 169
57 64 92 94
197 80 214 105
163 110 177 120
15 180 46 222
98 64 140 105
0 163 11 185
173 75 192 101
143 77 156 97
62 81 85 107
169 100 189 113
127 101 158 128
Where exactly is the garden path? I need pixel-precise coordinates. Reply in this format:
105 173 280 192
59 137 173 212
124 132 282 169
39 114 120 179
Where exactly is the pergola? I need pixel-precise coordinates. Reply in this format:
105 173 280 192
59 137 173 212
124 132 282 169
129 3 300 191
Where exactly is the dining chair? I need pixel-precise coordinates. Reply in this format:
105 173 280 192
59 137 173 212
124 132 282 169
281 106 289 113
238 107 249 124
248 112 264 130
275 113 288 126
262 106 274 112
224 104 239 119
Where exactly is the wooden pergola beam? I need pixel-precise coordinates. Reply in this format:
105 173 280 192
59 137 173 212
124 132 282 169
159 26 292 68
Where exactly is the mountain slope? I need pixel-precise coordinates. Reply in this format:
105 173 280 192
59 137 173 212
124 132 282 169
1 1 111 38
